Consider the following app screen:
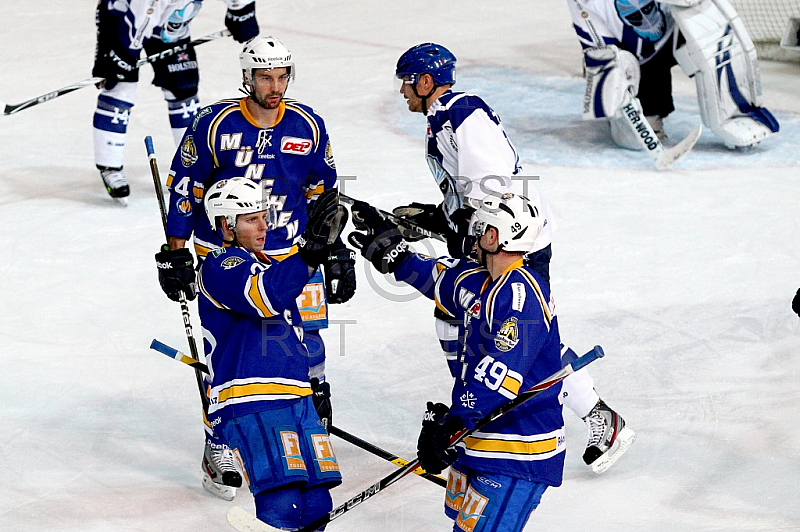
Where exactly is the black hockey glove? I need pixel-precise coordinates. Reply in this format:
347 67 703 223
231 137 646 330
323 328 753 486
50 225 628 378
323 241 357 304
225 2 259 43
391 202 449 241
444 206 476 258
155 245 197 302
299 188 349 268
793 288 800 318
310 378 332 430
348 201 411 275
417 402 463 475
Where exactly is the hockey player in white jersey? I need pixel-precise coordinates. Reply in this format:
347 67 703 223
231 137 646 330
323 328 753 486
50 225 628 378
567 0 779 151
392 43 635 473
92 0 259 203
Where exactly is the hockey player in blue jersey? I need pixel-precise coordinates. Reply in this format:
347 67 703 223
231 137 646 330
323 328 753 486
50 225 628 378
92 0 259 203
153 36 356 499
349 192 565 531
199 178 345 530
567 0 778 150
391 43 634 474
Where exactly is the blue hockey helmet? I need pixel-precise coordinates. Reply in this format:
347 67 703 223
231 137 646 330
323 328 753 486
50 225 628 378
395 43 457 87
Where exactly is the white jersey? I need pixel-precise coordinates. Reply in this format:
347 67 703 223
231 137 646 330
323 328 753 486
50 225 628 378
426 90 555 252
566 0 674 63
109 0 253 47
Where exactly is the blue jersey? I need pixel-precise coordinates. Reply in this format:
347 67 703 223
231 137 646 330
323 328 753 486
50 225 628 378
165 97 338 258
197 245 315 427
395 255 565 486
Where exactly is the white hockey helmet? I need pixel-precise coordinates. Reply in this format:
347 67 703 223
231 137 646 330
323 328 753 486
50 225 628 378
468 191 544 253
204 177 275 234
239 36 295 86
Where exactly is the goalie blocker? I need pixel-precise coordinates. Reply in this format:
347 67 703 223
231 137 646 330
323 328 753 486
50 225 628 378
669 0 779 149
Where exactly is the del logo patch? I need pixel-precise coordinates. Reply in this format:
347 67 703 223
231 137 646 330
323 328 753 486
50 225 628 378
494 316 519 352
280 136 312 155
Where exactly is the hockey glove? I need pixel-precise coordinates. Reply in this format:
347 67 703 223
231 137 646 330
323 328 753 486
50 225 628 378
391 202 449 241
417 402 463 475
793 288 800 318
155 246 197 302
310 378 332 429
299 188 349 268
445 206 476 258
323 241 357 304
348 201 410 275
225 2 259 43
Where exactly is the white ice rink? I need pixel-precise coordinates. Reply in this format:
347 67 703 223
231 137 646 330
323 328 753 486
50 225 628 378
1 1 799 530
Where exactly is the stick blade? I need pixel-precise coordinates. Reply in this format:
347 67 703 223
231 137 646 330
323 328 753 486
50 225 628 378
227 507 282 532
656 124 702 170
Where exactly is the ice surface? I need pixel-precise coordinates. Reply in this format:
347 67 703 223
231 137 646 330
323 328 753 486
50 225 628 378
1 1 799 530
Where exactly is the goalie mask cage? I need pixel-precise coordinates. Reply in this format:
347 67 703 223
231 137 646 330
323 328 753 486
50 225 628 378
729 0 800 61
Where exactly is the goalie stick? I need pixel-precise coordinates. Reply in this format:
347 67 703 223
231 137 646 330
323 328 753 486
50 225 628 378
147 336 443 486
2 29 231 116
146 136 209 413
338 193 448 243
571 0 701 169
227 346 605 532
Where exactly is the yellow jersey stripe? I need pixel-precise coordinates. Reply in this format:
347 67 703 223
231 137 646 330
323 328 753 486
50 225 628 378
517 268 552 327
284 102 320 148
463 435 558 455
218 382 313 403
246 274 277 317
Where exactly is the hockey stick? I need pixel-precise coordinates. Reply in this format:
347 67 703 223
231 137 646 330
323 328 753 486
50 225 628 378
227 346 604 532
2 29 231 116
146 136 209 413
571 0 701 169
338 193 448 243
150 338 210 375
328 425 447 488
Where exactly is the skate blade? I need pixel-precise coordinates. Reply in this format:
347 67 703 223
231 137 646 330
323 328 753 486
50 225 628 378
113 196 129 207
202 472 236 501
592 426 636 474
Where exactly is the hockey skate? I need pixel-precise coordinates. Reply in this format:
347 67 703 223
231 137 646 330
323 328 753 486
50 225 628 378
582 399 636 474
202 442 243 501
99 166 130 206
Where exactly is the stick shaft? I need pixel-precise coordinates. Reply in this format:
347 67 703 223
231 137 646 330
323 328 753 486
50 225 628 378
3 29 231 116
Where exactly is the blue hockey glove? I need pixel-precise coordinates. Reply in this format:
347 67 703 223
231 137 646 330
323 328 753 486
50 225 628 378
323 241 357 304
155 246 197 302
417 402 463 475
299 189 349 267
793 288 800 318
225 2 259 43
348 201 410 275
310 378 332 429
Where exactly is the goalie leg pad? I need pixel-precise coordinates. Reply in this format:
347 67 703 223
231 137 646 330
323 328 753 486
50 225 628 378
582 46 641 120
673 0 779 148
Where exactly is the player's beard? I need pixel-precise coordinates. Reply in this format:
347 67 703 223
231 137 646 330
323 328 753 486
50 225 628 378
252 90 284 110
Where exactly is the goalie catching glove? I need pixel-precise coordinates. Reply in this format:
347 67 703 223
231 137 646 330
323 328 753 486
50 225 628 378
298 188 349 268
417 402 464 475
155 246 197 301
348 201 410 274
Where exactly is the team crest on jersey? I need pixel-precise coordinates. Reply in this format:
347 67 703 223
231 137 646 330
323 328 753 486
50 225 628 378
175 197 192 215
324 140 335 169
280 136 313 155
220 256 245 270
468 300 482 319
494 316 519 352
460 391 476 409
181 135 199 167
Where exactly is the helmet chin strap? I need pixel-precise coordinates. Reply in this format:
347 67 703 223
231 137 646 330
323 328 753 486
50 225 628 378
412 79 437 113
477 235 501 269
